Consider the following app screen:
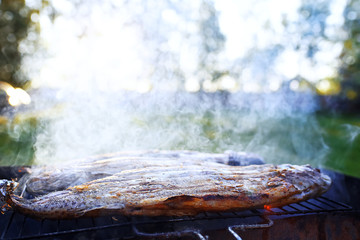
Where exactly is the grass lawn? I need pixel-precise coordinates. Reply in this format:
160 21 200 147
316 113 360 178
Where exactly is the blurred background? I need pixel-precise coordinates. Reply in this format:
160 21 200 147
0 0 359 177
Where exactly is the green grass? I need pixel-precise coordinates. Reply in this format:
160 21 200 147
316 113 360 177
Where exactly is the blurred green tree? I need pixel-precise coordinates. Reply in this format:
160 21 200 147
198 0 226 84
339 0 360 100
0 0 39 89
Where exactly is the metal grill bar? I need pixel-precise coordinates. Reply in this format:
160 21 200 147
132 224 207 240
0 197 353 240
296 202 313 211
228 215 274 240
0 211 14 239
317 196 349 209
320 196 352 209
17 216 26 238
38 219 44 235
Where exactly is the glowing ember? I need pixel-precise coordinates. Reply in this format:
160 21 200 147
264 205 272 211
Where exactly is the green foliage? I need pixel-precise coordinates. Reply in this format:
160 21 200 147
340 0 360 85
316 113 360 177
0 0 39 88
0 115 37 166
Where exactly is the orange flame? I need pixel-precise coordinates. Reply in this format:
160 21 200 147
264 205 272 211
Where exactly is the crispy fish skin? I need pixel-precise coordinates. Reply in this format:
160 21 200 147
17 150 264 197
5 163 331 219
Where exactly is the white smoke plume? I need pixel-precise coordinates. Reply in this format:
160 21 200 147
27 0 343 166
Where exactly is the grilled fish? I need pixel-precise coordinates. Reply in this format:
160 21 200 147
17 150 264 198
1 157 331 219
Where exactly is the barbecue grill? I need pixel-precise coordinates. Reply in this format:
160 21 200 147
1 168 359 240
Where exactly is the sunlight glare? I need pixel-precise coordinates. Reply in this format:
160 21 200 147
25 0 349 94
290 80 300 91
269 78 281 92
34 2 149 93
218 75 237 92
5 87 31 106
137 81 152 93
185 78 201 92
316 79 341 95
203 79 218 92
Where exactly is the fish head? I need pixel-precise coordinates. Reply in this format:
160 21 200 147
0 180 18 202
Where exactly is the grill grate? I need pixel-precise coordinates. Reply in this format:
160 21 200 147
0 196 352 240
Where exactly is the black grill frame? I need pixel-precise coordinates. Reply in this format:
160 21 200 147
0 196 352 240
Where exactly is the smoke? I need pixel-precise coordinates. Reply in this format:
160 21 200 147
31 87 330 167
26 0 342 167
341 124 360 144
